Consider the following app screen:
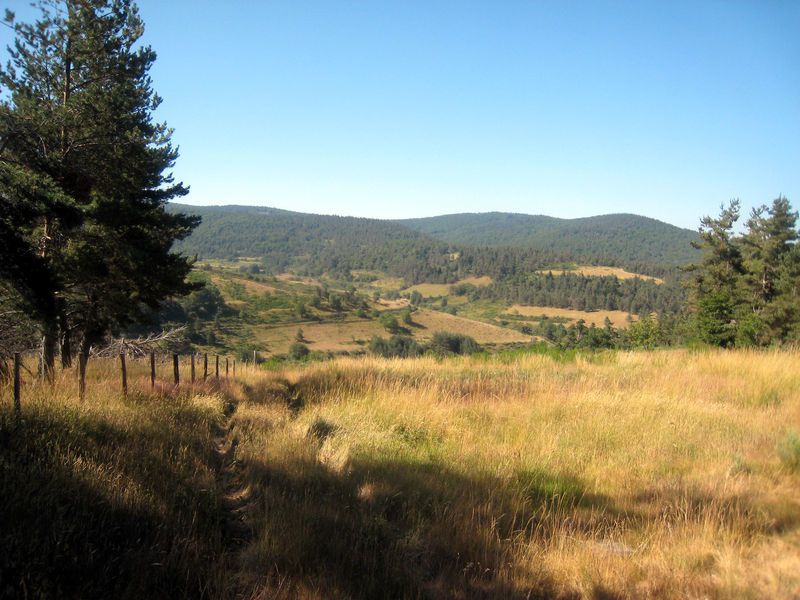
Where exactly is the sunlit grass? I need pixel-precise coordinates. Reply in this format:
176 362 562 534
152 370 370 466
231 348 800 598
2 349 798 598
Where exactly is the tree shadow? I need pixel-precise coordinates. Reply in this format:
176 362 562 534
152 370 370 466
0 402 232 600
238 446 630 599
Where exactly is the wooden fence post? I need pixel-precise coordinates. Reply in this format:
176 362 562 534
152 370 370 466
233 359 236 378
150 352 156 389
173 354 180 385
225 357 229 378
79 353 87 401
191 354 196 383
120 353 128 397
203 353 208 381
13 353 21 414
215 355 219 381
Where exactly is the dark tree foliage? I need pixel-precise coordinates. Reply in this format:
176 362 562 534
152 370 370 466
398 212 700 267
689 197 800 347
428 332 481 356
369 335 422 358
470 272 685 316
169 204 695 284
0 1 199 370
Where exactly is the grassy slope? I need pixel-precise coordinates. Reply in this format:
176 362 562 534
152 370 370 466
2 349 799 598
505 305 636 328
205 265 529 355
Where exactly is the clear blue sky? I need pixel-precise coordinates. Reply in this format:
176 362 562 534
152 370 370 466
4 1 799 229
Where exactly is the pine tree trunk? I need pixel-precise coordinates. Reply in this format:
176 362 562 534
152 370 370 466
40 320 58 381
60 326 72 368
58 298 72 368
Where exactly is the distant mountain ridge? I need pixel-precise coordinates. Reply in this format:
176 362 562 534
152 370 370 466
397 212 699 266
168 204 699 280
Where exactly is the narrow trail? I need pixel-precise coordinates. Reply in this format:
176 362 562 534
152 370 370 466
212 395 252 549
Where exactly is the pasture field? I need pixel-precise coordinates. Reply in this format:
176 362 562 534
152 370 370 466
403 275 494 298
410 308 532 344
211 274 283 295
2 349 799 599
537 265 664 284
252 319 386 354
401 282 453 297
250 308 530 355
506 305 635 328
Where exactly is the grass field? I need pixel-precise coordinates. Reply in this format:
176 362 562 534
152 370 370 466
506 305 635 328
250 308 530 354
403 276 494 298
231 348 800 598
411 309 531 344
2 349 799 598
211 274 284 296
252 319 387 354
538 265 664 284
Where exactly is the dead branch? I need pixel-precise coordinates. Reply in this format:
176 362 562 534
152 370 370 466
91 327 187 358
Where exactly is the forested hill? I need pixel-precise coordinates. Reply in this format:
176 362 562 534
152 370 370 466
169 204 697 281
168 204 461 281
398 212 699 266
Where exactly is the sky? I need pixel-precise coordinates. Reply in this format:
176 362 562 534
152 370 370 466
3 1 799 230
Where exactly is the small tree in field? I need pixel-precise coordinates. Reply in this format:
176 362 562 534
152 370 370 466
289 342 309 361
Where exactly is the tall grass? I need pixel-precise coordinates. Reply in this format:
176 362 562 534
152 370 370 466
230 348 800 599
2 349 799 598
0 356 244 599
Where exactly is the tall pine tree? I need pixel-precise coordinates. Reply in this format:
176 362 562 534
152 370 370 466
0 0 199 372
688 200 744 347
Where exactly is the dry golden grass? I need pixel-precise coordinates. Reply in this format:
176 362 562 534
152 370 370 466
374 298 410 311
538 265 664 284
275 273 321 286
507 304 635 328
253 319 386 354
253 309 529 354
0 355 243 598
227 348 800 599
401 282 452 297
212 274 282 295
4 349 799 598
411 308 532 344
457 275 493 286
403 276 494 298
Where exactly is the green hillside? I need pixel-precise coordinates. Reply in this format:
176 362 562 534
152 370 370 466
168 204 461 283
398 212 699 266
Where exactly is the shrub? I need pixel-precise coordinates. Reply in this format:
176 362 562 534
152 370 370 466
369 335 421 358
428 332 481 356
288 342 310 360
379 313 401 334
777 431 800 473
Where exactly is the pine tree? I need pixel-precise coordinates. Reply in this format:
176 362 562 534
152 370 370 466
738 197 798 344
1 1 199 371
687 201 744 346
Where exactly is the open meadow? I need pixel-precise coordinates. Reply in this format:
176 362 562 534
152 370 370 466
2 348 799 599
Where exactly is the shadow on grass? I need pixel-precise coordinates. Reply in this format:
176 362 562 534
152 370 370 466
238 445 632 599
0 395 232 600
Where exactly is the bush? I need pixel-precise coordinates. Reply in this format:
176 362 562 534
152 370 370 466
379 313 401 334
428 332 481 356
450 283 476 296
288 342 310 360
777 431 800 473
369 335 421 358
